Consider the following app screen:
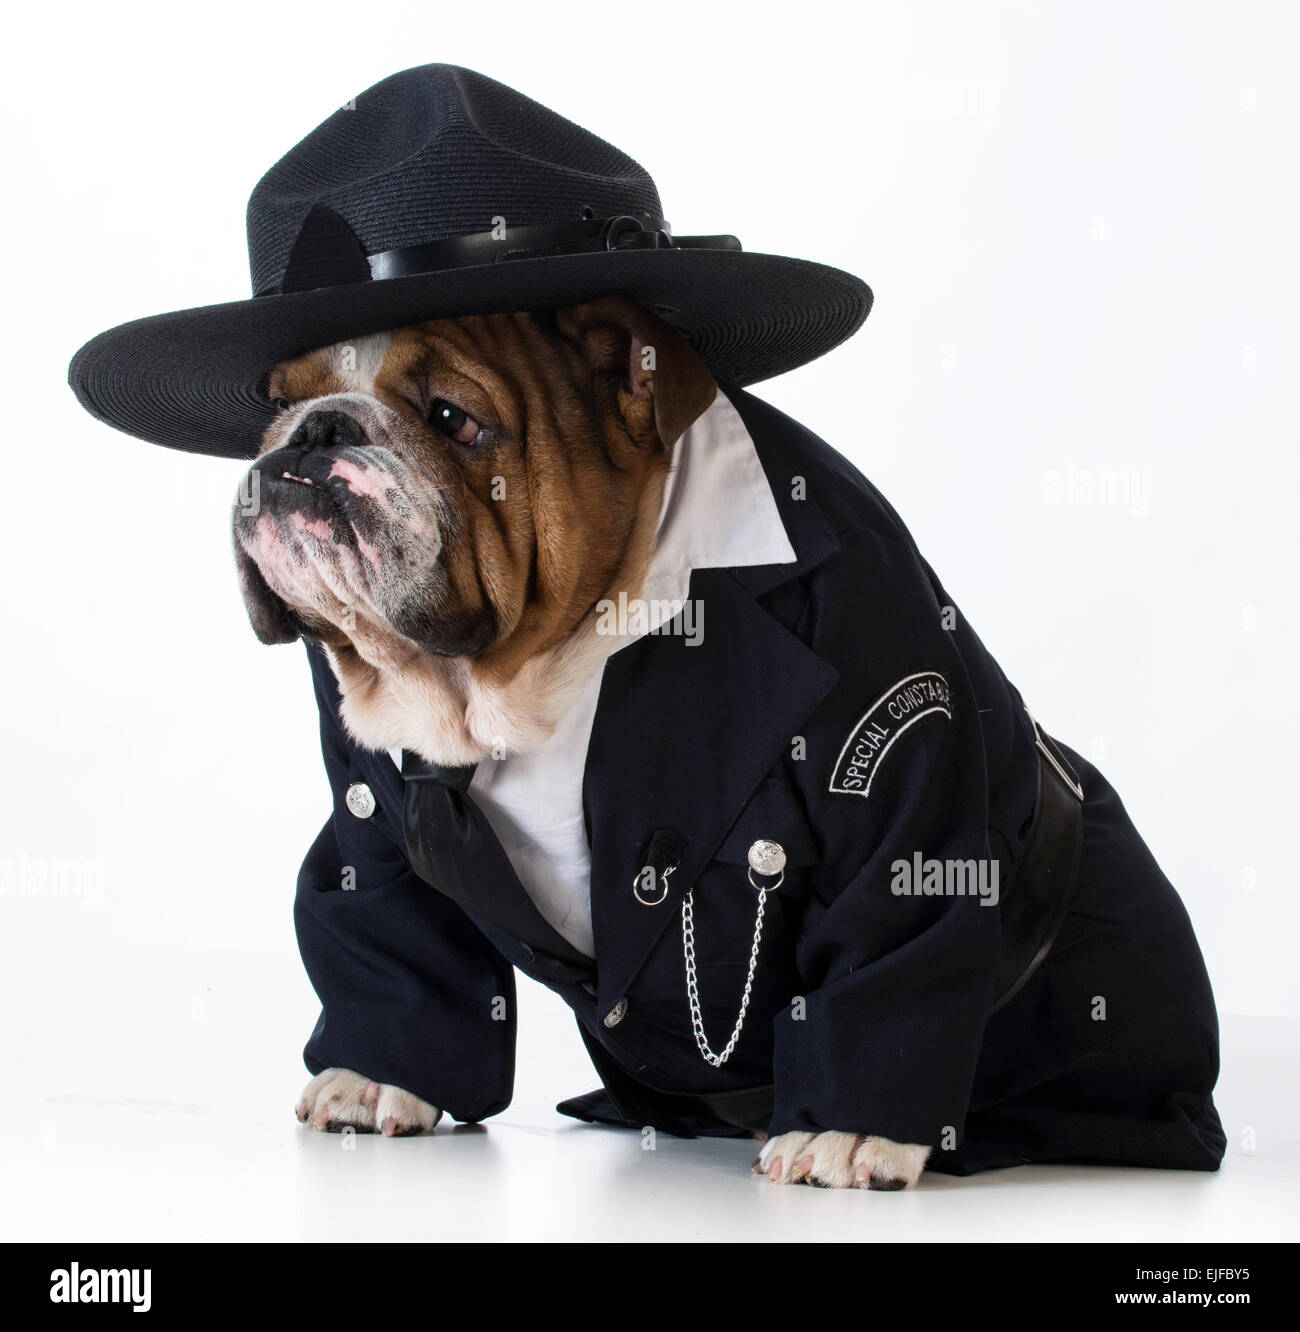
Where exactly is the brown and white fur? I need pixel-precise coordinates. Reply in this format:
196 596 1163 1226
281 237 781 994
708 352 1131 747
235 297 929 1189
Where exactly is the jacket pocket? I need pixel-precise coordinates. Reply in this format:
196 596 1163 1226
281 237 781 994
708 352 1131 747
712 776 820 875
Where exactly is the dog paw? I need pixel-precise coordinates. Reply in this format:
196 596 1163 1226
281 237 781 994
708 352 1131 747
753 1130 930 1190
295 1067 442 1136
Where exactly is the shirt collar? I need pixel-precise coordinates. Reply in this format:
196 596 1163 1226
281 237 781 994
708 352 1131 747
632 384 796 631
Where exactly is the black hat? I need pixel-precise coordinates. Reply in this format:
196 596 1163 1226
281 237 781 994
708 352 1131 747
68 64 872 460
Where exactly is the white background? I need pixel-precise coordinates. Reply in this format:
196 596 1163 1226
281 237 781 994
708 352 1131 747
1 0 1296 1241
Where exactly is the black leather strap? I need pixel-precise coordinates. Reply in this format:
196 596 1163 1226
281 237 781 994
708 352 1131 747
367 215 741 281
270 209 744 297
989 737 1085 1013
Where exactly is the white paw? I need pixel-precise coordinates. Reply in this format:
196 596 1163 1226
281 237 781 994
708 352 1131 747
754 1129 931 1190
295 1067 442 1136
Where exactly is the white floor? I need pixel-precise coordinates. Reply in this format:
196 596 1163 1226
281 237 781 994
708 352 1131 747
4 938 1297 1243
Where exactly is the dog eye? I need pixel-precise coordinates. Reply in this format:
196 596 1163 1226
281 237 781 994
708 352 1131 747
272 397 292 412
429 398 482 446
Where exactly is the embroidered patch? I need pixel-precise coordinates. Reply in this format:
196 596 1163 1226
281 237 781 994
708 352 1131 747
827 670 953 799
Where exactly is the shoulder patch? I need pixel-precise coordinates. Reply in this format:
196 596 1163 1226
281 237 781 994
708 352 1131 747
827 670 953 799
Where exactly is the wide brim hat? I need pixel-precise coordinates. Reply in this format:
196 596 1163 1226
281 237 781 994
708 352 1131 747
68 64 872 460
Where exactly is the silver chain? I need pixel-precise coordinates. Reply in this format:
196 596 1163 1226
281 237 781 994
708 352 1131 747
682 879 771 1067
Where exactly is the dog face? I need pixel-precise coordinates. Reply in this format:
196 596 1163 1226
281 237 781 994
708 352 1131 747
232 297 716 762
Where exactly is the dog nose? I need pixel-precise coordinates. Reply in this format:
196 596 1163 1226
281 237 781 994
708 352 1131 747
266 408 367 482
286 408 366 454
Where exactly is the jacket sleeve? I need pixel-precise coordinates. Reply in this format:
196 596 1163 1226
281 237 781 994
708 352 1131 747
769 681 1001 1150
767 536 1008 1153
294 643 517 1122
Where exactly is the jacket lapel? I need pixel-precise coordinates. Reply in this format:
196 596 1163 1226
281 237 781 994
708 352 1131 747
583 397 842 1013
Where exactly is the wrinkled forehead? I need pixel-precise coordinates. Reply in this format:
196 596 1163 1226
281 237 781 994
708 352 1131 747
265 319 528 421
269 326 415 399
267 329 398 400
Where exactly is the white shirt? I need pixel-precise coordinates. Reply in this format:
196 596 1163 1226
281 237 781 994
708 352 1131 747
389 387 796 956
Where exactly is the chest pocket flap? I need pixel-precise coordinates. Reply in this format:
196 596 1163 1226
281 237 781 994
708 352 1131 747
713 776 820 870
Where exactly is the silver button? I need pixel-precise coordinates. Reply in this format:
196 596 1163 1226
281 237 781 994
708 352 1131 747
602 997 629 1028
747 839 786 877
345 782 377 819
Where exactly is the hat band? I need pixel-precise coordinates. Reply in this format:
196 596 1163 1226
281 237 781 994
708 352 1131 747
270 210 741 297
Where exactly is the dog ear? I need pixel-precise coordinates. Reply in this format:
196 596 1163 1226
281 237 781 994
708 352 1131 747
233 541 303 645
554 297 717 449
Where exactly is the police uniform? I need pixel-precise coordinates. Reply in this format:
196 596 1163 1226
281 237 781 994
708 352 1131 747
293 382 1226 1175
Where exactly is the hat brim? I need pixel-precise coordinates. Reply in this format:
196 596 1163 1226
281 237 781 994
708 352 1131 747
68 248 871 459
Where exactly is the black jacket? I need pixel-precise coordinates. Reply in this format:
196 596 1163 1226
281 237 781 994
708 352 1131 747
293 384 1225 1174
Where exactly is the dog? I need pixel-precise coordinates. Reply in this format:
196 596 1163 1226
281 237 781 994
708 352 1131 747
70 62 1224 1191
231 295 1223 1189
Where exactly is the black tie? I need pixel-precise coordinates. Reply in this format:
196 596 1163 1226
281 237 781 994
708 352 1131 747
399 750 597 983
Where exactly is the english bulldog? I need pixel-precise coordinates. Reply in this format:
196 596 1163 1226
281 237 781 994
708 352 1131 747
232 296 930 1189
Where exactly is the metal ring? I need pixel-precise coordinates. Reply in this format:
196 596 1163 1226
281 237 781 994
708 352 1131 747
747 867 784 892
633 864 673 907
